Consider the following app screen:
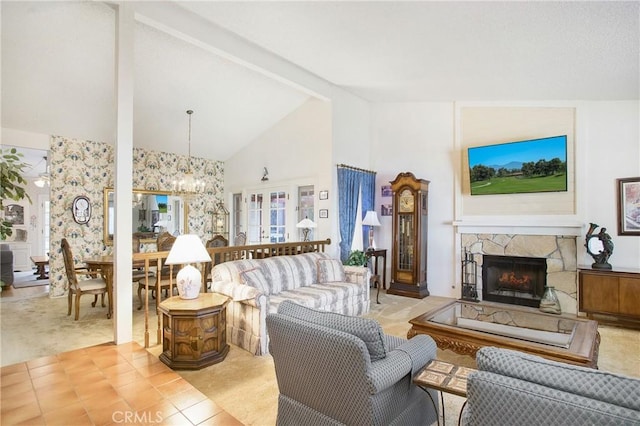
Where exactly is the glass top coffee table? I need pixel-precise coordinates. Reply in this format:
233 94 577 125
409 300 600 368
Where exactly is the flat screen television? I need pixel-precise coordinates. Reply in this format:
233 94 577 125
467 135 567 196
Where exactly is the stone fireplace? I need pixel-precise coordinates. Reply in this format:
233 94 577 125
460 233 578 314
482 254 547 307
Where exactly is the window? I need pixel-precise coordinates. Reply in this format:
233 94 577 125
298 186 315 241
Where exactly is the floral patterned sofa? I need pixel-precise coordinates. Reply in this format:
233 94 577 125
211 252 370 355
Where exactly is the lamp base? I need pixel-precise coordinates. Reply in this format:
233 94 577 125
176 264 202 299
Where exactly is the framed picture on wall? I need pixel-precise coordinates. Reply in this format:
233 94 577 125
381 185 392 197
319 209 328 218
381 204 393 216
4 204 24 225
617 177 640 235
319 190 329 200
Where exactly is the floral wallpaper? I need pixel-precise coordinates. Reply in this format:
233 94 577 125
49 136 224 297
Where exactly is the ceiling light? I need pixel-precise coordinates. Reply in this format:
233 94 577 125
34 156 50 187
173 110 205 198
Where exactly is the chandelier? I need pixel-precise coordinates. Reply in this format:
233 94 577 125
173 109 206 197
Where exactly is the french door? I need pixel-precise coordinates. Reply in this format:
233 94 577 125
247 189 287 244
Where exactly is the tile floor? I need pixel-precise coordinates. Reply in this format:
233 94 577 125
0 342 241 426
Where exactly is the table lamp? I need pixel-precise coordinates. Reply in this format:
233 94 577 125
165 234 212 299
296 217 317 241
362 210 381 249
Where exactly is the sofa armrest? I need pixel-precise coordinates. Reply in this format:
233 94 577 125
344 265 369 283
476 347 640 411
366 350 413 394
463 370 640 426
393 334 437 376
211 280 263 303
366 334 437 394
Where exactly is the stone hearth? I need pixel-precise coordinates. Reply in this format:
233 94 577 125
461 234 577 314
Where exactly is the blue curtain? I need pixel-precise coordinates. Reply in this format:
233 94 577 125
360 172 376 249
337 166 376 262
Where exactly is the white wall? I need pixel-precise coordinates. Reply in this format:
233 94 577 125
368 100 640 298
225 98 335 250
226 98 331 190
581 101 640 268
2 128 50 150
371 102 456 297
327 90 372 255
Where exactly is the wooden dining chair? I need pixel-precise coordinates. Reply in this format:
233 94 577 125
137 232 178 309
234 232 246 246
204 234 228 290
61 238 107 320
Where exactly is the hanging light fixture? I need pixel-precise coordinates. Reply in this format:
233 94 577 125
173 110 205 197
34 156 50 188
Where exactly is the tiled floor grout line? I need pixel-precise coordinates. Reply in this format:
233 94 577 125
1 342 241 426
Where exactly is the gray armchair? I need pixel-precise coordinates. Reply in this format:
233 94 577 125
462 347 640 425
0 244 14 287
266 301 438 426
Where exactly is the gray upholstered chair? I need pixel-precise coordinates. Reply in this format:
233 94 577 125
461 347 640 425
266 301 438 426
0 244 14 287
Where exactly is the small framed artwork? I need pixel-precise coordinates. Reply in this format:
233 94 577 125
381 185 392 197
381 204 393 216
617 177 640 235
4 204 24 225
319 209 329 219
167 215 172 221
319 190 329 200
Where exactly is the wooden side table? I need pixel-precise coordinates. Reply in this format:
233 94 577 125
366 248 387 288
414 359 476 426
158 293 229 370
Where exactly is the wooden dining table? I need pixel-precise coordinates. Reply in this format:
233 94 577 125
83 255 114 319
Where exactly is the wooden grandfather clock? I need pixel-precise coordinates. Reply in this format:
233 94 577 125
388 172 430 299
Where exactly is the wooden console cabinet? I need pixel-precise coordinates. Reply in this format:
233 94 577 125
578 266 640 327
159 293 229 370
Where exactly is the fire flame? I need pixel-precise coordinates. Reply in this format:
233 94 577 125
498 272 532 289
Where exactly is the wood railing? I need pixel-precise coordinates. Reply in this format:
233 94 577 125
131 238 332 347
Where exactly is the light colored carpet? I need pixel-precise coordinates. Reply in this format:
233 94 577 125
10 270 49 288
1 290 639 426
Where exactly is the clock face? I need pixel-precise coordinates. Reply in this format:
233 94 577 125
398 189 414 213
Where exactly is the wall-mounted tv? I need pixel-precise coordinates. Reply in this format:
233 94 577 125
468 135 567 196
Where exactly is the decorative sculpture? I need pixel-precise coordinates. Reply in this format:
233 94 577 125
585 223 614 269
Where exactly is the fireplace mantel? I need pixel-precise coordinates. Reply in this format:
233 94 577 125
453 217 584 236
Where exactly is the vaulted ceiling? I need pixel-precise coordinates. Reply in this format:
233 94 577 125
2 1 638 163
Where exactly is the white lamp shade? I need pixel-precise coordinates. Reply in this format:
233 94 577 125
362 211 381 227
296 218 317 228
165 234 211 265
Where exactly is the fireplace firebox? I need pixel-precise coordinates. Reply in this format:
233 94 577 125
482 255 547 307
